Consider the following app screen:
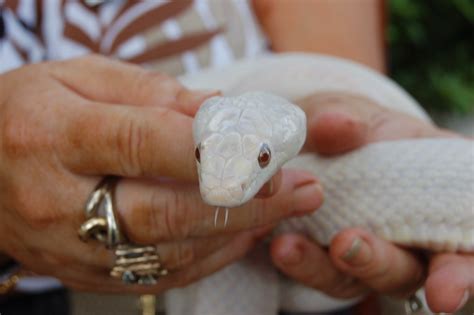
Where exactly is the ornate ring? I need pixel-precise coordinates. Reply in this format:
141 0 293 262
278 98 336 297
78 176 168 284
110 244 168 285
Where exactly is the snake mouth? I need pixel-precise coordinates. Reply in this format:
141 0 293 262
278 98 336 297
200 186 247 208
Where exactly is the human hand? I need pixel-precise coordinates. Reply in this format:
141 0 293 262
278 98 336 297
270 92 471 313
0 56 323 294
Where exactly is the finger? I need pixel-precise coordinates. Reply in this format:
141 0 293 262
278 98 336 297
329 229 426 297
61 226 269 294
61 103 197 180
270 234 369 299
50 55 219 114
115 171 322 243
255 170 283 198
425 254 474 313
76 233 236 272
297 92 370 155
296 92 456 156
306 110 368 155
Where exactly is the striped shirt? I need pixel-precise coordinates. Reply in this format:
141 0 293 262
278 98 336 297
0 0 268 75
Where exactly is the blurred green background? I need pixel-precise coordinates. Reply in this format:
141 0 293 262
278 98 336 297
388 0 474 114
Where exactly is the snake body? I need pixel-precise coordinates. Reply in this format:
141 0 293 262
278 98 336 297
165 53 474 314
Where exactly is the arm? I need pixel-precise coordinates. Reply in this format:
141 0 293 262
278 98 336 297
252 0 386 72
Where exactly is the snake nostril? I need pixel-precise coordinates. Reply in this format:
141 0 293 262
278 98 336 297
240 183 247 191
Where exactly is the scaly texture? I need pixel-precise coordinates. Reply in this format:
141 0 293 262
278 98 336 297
193 92 306 207
165 53 474 315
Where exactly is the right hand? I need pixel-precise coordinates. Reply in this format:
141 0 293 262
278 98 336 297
271 92 469 313
0 56 323 293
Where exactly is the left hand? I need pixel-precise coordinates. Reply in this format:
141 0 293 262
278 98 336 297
269 92 472 313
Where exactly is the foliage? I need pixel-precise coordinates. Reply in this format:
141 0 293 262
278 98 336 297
388 0 474 113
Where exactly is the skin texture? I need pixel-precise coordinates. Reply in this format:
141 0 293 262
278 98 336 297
0 55 323 294
269 92 472 313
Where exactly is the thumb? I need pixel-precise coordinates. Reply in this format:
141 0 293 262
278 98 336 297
329 228 426 297
296 92 372 155
296 92 454 156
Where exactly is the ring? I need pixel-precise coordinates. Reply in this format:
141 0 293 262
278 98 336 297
78 176 168 285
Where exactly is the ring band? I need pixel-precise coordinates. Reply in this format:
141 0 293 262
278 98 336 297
80 176 123 247
78 176 168 284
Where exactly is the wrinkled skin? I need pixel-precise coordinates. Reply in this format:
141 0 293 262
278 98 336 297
0 56 323 294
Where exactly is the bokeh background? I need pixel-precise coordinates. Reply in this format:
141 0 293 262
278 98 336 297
388 0 473 114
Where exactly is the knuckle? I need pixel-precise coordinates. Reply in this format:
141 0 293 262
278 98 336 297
124 201 157 244
115 109 173 176
1 109 53 160
125 188 191 243
116 115 150 176
23 209 61 229
135 71 181 105
14 191 63 229
357 257 391 288
162 189 190 240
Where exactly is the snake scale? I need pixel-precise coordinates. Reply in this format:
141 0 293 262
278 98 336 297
164 53 474 314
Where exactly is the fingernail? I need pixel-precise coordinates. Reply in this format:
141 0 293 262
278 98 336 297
341 237 372 266
293 181 324 214
455 290 469 312
279 245 303 266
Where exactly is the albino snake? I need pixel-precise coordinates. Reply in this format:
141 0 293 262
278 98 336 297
164 53 474 315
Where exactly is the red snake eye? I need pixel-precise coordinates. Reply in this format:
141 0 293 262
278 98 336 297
195 145 201 163
258 144 271 168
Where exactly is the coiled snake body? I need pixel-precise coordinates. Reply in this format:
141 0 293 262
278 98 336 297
165 53 474 314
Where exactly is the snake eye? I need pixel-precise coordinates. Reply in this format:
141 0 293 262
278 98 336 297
258 144 271 168
195 144 201 163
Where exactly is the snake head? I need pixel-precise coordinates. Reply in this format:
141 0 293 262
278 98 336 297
193 92 307 208
194 133 278 207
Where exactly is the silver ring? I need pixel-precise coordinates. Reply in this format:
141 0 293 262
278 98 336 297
78 176 168 284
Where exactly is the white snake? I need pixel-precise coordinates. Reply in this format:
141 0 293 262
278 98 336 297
165 53 474 315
